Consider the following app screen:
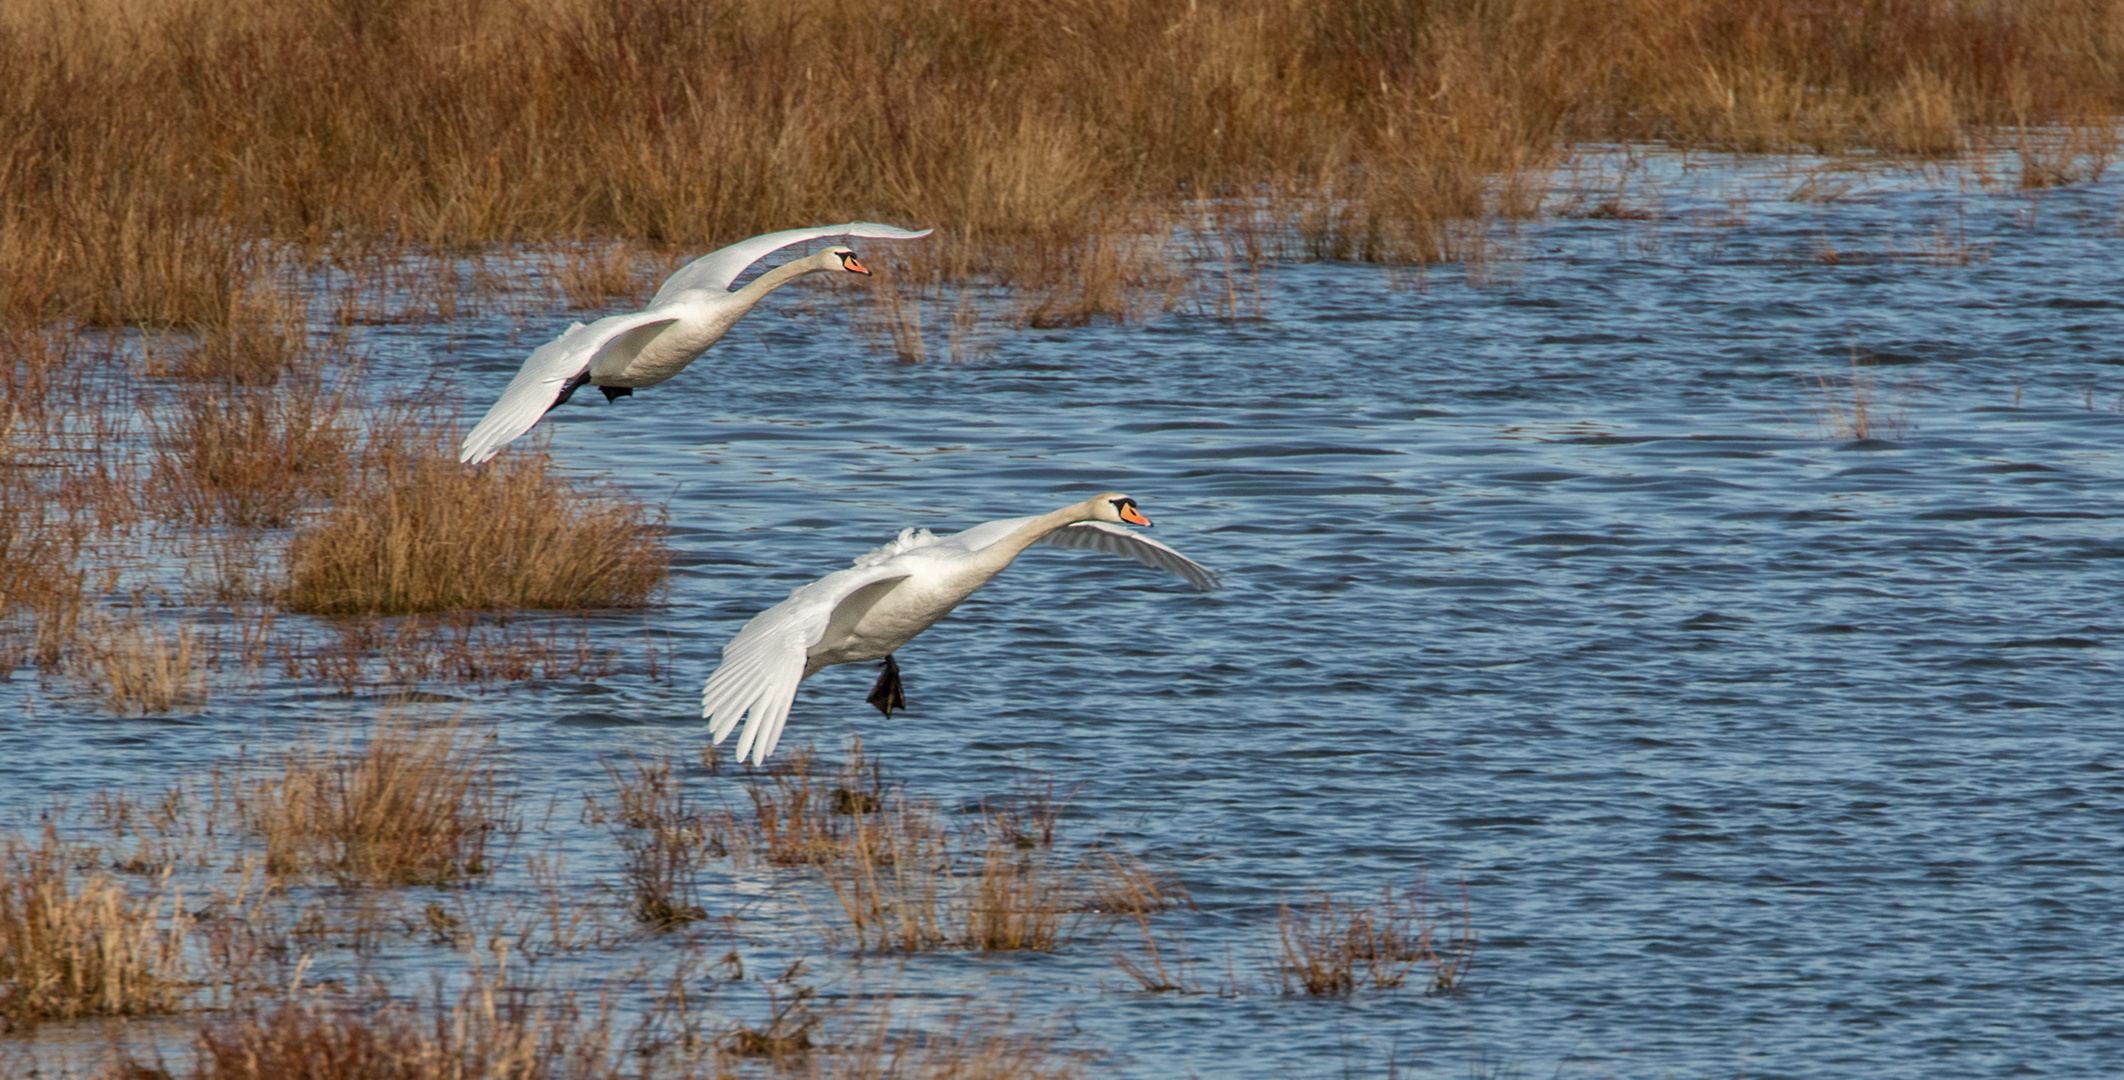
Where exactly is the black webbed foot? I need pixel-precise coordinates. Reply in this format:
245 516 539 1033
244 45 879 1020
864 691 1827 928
866 654 906 718
600 385 634 401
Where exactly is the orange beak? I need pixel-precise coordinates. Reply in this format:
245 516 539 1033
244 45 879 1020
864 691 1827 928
843 255 871 275
1119 504 1152 526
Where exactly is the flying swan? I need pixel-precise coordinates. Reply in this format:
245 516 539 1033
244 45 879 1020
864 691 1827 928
701 494 1220 764
458 222 933 464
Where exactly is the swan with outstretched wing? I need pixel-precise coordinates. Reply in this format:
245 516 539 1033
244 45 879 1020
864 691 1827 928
459 222 932 464
701 493 1220 764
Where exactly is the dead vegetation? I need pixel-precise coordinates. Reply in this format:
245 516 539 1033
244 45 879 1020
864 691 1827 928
285 414 666 616
720 740 1189 956
2 0 2117 335
233 716 501 886
0 821 192 1031
73 612 215 715
1278 878 1478 996
1811 353 1919 441
595 756 710 927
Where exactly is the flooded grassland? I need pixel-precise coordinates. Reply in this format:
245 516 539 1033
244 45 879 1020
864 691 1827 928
4 148 2124 1079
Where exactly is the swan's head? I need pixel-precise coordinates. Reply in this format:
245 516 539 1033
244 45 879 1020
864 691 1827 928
1091 493 1153 527
827 246 871 275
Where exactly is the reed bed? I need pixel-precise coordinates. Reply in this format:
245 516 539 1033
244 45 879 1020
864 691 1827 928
0 822 192 1030
234 716 500 886
4 0 2118 334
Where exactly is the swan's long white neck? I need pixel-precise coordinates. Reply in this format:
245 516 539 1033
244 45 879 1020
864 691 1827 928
722 250 838 318
974 499 1103 572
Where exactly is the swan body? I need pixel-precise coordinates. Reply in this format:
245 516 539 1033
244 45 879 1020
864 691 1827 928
459 222 933 464
701 494 1220 764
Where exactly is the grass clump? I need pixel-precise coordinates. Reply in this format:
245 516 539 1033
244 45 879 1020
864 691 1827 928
0 822 191 1030
236 716 500 887
285 416 665 616
596 756 710 927
1279 877 1478 995
74 613 214 715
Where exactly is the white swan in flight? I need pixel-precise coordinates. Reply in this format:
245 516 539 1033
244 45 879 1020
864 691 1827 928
459 222 933 464
701 494 1220 764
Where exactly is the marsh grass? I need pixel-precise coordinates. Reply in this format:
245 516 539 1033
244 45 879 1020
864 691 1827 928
292 613 621 695
235 716 500 886
285 414 666 616
74 612 214 715
597 756 709 927
1812 354 1919 441
172 981 621 1080
145 374 354 530
6 0 2117 335
0 821 192 1031
1278 878 1478 996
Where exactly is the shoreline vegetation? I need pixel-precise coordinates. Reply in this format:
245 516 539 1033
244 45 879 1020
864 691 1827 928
1 729 1446 1075
4 0 2121 330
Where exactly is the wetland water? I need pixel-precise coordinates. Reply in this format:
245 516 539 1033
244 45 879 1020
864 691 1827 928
5 154 2124 1077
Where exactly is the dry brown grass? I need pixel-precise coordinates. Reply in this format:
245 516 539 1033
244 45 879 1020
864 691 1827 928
285 414 666 616
112 981 1076 1080
1278 877 1478 996
1812 354 1918 441
234 716 500 886
289 612 622 695
0 821 192 1031
4 0 2118 334
163 983 622 1080
145 373 354 530
594 756 710 927
73 612 215 715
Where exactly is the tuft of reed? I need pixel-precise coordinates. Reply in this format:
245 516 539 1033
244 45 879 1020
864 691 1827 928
170 982 618 1080
285 413 666 616
597 756 709 927
73 612 215 715
1278 877 1478 996
1811 353 1917 441
234 716 499 886
0 821 192 1031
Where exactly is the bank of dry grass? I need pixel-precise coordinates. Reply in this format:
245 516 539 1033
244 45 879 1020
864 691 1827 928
4 0 2119 331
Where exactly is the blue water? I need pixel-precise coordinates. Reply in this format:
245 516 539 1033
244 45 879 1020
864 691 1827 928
5 153 2123 1077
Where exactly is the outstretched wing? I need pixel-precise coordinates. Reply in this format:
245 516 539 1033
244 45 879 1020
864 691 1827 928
1042 521 1222 591
458 311 677 464
702 565 913 765
650 222 933 306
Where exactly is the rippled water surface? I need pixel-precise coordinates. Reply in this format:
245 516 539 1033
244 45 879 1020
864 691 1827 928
6 155 2123 1077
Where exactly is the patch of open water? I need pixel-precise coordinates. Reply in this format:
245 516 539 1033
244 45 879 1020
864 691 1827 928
5 153 2123 1077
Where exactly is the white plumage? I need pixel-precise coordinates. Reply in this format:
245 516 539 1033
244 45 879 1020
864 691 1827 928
701 493 1219 763
459 222 933 464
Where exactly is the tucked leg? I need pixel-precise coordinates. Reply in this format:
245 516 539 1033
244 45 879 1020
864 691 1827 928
866 654 906 718
600 385 635 401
